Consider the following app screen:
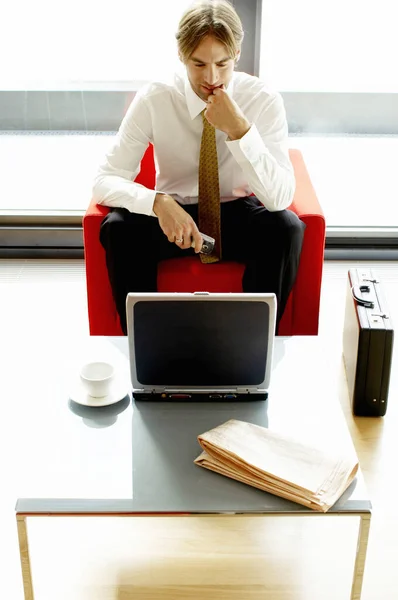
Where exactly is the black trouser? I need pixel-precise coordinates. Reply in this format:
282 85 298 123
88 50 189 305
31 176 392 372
99 196 306 334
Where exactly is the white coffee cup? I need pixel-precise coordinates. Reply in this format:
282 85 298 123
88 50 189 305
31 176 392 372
80 361 115 398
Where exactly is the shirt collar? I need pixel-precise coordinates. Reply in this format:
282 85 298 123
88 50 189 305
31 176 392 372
184 72 236 120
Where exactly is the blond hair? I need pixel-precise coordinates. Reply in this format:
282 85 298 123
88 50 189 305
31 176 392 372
176 0 244 63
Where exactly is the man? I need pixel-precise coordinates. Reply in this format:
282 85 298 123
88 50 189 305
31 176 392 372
94 0 305 335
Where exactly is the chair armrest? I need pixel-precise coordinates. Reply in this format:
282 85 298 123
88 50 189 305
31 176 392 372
84 196 111 219
286 148 326 335
83 199 119 335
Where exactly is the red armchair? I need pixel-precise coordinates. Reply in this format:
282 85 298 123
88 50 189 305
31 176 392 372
83 146 325 336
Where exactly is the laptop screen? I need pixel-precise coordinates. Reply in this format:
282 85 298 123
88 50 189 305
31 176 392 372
132 300 270 387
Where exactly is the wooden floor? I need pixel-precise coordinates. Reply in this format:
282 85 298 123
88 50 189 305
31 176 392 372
1 259 398 600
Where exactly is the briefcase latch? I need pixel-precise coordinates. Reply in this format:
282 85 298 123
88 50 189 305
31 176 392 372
362 278 379 284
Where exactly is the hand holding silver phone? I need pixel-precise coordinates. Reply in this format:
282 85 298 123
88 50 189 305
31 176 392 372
191 233 215 255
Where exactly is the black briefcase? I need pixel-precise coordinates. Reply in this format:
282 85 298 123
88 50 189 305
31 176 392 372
343 268 394 417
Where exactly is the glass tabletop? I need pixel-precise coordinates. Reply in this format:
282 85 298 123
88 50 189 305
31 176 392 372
14 336 371 515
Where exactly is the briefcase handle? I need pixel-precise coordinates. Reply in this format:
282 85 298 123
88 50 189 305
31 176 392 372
351 286 374 309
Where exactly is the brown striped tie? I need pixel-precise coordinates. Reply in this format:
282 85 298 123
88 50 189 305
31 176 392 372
198 110 222 263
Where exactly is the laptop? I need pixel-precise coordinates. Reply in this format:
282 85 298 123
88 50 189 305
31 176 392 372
126 292 276 401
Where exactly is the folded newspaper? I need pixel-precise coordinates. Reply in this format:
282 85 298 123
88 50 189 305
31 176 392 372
194 419 359 512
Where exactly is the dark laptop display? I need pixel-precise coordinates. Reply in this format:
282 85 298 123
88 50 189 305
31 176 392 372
134 300 269 386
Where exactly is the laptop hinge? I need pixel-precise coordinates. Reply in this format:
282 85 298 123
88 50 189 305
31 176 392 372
136 388 166 394
137 388 262 395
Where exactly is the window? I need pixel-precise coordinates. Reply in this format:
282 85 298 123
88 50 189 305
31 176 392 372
1 0 189 90
259 0 398 237
260 0 398 93
1 0 397 254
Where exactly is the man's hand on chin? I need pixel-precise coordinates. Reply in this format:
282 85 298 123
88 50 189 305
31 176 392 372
204 87 251 140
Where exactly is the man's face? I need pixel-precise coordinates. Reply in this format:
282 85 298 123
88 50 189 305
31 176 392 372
184 35 239 102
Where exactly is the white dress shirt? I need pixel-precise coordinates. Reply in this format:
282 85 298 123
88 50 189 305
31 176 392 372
93 70 295 215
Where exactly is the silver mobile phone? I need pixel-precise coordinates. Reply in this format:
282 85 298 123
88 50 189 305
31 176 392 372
191 233 215 255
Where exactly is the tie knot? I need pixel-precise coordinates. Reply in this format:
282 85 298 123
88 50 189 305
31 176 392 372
201 110 214 132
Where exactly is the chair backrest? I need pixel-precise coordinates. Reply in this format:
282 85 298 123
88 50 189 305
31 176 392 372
134 145 156 188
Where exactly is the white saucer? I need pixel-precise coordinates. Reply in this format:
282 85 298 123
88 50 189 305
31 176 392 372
69 378 130 407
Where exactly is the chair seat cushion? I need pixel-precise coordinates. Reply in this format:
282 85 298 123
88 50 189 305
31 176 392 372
158 257 245 292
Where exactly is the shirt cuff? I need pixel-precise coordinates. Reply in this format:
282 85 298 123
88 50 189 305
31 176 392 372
126 186 157 217
225 124 265 165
